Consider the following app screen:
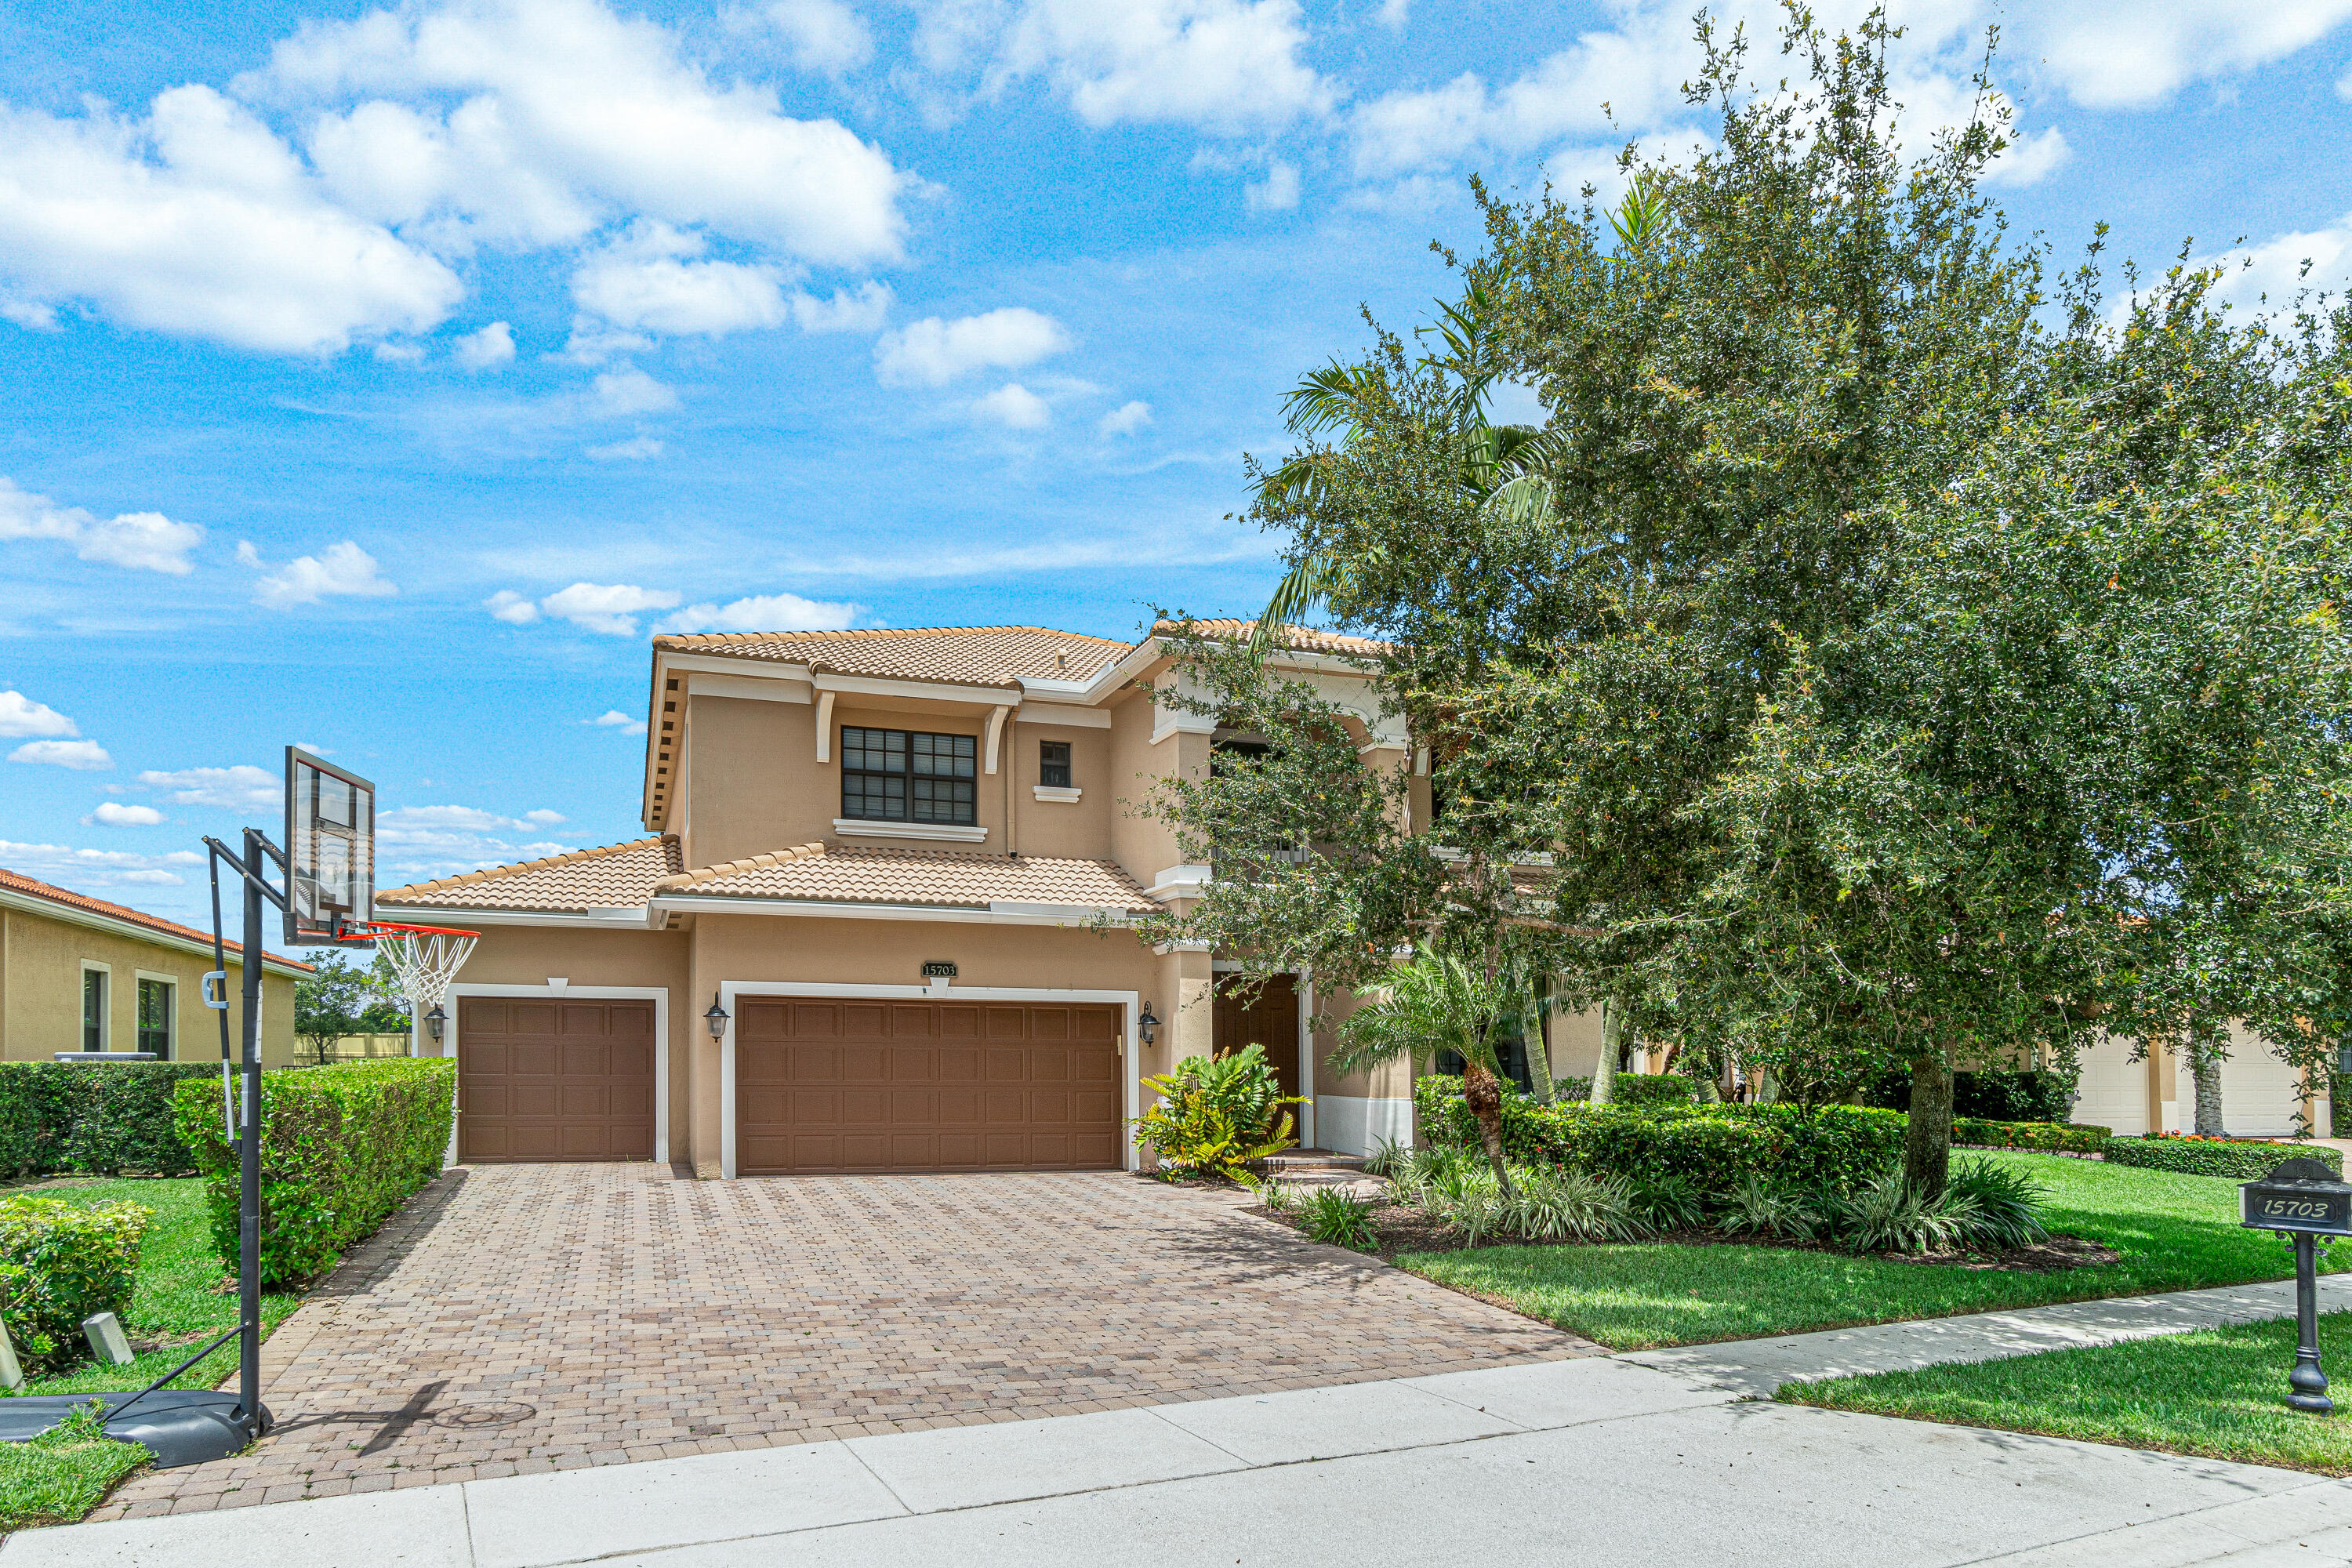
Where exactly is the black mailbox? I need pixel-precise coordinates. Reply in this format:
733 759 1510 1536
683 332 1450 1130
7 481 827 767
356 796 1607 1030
2240 1157 2352 1236
2239 1156 2348 1415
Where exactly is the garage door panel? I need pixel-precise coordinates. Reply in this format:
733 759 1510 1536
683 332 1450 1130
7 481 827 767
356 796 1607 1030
458 997 656 1164
736 997 1122 1174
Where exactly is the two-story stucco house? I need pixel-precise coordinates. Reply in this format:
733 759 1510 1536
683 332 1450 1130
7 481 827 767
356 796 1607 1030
377 622 1494 1177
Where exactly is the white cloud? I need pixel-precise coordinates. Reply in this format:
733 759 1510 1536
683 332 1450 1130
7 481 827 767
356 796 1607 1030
1375 0 1409 27
875 307 1067 386
9 739 113 771
266 0 912 267
373 803 576 878
789 279 892 332
522 808 567 824
85 802 166 826
1244 158 1299 212
572 221 790 336
0 88 463 353
994 0 1335 133
764 0 874 75
539 581 681 635
485 588 541 622
1097 399 1152 436
2016 2 2352 110
584 436 666 460
0 477 205 575
668 591 858 632
590 368 681 416
139 764 281 809
973 382 1051 428
0 690 78 739
241 539 397 608
453 320 515 368
0 838 204 891
590 708 648 735
2189 211 2352 317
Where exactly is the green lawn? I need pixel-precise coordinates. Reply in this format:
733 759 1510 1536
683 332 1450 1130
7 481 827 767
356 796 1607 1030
1783 1312 2352 1475
1394 1152 2343 1350
5 1178 302 1401
0 1405 147 1532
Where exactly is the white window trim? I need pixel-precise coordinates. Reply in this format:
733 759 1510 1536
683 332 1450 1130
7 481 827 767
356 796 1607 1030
443 985 672 1167
832 818 989 844
717 982 1142 1180
1031 785 1083 804
134 971 177 1059
79 960 113 1051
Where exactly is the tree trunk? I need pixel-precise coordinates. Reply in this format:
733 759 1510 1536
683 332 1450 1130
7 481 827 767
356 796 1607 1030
2187 1023 2228 1135
1591 998 1623 1105
1904 1049 1954 1199
1462 1060 1517 1197
1526 1013 1557 1105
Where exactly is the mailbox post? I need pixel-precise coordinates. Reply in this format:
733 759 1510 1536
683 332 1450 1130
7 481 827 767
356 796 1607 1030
2238 1156 2352 1415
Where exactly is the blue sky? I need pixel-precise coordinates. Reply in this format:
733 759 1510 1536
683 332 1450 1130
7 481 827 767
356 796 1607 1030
5 0 2352 928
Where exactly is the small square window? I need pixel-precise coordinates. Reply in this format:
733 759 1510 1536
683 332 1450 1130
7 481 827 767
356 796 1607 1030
1039 740 1072 789
138 978 174 1058
82 970 106 1052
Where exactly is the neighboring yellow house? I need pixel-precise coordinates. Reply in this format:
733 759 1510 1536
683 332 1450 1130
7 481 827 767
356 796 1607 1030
0 867 310 1065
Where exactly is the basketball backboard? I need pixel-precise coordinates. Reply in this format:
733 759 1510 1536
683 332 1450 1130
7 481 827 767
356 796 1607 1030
284 746 376 946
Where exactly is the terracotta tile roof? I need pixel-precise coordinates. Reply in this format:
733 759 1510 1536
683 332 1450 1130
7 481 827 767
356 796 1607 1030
378 837 684 912
653 626 1132 687
1155 618 1388 658
0 867 314 971
655 843 1160 915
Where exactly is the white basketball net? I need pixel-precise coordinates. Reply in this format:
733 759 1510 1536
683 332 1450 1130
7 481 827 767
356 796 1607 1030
376 927 479 1024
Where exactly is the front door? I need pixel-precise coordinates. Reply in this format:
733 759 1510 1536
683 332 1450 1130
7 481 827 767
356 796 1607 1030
1212 974 1301 1112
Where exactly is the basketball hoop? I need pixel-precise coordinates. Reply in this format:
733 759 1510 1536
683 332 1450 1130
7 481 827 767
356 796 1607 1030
343 921 479 1052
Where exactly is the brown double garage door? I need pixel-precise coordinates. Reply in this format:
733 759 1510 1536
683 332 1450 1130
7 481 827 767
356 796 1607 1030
737 997 1121 1174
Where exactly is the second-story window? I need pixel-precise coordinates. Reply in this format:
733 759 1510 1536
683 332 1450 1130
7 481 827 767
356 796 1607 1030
1039 739 1072 789
841 727 977 825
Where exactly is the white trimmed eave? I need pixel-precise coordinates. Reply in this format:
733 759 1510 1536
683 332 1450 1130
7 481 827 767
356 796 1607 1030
650 892 1151 927
374 902 662 930
0 886 312 977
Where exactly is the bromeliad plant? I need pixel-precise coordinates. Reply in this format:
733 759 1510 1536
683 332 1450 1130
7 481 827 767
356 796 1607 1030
1133 1043 1305 1182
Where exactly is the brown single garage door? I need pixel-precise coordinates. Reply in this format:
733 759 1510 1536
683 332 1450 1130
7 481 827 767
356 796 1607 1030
458 997 655 1162
736 997 1120 1174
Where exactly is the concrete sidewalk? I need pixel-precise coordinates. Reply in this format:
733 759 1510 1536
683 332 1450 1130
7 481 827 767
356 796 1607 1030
13 1355 2350 1567
1628 1272 2352 1397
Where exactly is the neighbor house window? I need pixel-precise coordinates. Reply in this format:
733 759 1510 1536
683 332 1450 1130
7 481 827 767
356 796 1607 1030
82 969 107 1051
138 978 174 1058
1039 740 1072 789
840 728 977 825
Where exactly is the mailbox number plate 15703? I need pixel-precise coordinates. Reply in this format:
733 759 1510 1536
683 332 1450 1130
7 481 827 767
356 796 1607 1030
2242 1189 2352 1234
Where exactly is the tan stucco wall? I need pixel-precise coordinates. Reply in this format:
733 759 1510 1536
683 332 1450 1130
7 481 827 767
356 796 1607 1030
1106 690 1196 885
441 923 695 1159
0 904 299 1065
1008 720 1115 861
686 691 830 869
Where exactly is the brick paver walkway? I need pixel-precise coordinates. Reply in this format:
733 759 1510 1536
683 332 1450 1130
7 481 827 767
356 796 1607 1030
96 1164 1591 1519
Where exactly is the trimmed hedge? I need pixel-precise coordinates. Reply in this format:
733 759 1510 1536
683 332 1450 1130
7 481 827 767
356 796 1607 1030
0 1196 150 1374
2335 1073 2350 1138
1861 1068 2075 1123
1555 1074 1701 1108
0 1062 220 1178
1414 1075 1904 1191
1953 1118 2111 1153
2103 1134 2344 1180
173 1059 456 1287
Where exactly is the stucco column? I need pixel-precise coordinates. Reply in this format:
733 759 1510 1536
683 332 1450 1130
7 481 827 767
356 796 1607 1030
1156 942 1214 1076
688 931 725 1178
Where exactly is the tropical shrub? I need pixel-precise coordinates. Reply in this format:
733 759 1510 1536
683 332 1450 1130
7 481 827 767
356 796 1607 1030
2104 1133 2343 1180
173 1058 456 1285
0 1062 220 1178
1717 1174 1823 1242
1298 1187 1378 1250
1504 1165 1643 1242
1834 1171 1977 1255
1414 1076 1904 1192
1627 1173 1709 1233
2334 1074 2350 1138
1951 1118 2110 1153
1132 1044 1304 1182
0 1196 150 1373
1943 1156 2050 1249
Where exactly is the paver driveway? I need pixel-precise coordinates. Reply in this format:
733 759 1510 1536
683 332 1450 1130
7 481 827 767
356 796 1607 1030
96 1163 1592 1520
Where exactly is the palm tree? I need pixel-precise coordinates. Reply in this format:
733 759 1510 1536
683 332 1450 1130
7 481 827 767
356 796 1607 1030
1250 172 1665 650
1330 941 1543 1194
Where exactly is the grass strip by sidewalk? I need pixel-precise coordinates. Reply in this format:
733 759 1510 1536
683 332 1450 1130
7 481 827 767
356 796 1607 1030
1393 1152 2343 1350
4 1177 302 1402
0 1404 147 1533
1781 1311 2352 1475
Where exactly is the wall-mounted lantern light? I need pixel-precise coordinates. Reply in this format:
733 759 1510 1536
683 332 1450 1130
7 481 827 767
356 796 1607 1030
1137 1003 1159 1047
705 993 730 1040
424 1004 447 1043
